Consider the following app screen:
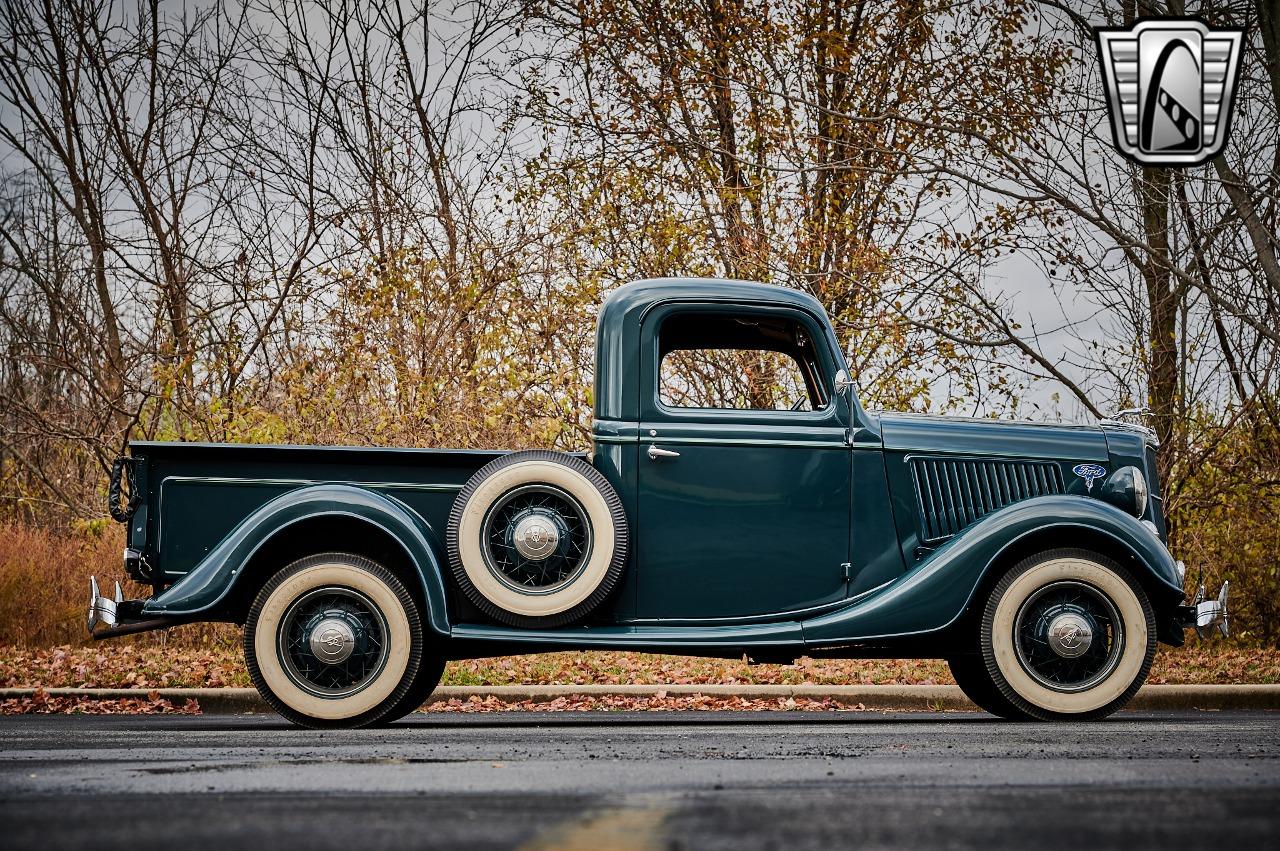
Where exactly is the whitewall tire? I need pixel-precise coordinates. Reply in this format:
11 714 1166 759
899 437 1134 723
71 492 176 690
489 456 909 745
447 450 629 628
979 548 1157 721
244 553 423 728
947 653 1030 720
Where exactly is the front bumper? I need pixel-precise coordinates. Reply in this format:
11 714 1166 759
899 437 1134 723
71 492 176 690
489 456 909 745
1174 581 1230 639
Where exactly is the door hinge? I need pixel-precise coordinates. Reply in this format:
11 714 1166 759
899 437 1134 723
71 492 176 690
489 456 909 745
841 562 853 583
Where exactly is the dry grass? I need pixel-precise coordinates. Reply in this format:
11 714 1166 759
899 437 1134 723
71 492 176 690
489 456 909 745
0 522 236 647
0 522 125 647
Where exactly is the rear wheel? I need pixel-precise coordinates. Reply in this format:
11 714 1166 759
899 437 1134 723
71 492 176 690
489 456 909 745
377 653 446 724
244 553 423 728
974 548 1157 721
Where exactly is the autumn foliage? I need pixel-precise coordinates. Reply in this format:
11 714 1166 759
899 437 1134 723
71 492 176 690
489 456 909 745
0 1 1277 645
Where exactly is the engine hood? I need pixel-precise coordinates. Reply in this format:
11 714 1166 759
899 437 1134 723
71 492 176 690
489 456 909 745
876 412 1109 462
874 413 1122 566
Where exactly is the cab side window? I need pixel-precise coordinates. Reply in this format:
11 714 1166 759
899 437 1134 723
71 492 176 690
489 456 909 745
657 312 828 412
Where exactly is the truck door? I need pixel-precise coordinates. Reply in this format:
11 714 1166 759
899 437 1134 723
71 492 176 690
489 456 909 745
634 303 853 620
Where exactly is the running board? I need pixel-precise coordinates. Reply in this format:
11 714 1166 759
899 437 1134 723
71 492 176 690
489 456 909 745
448 621 804 658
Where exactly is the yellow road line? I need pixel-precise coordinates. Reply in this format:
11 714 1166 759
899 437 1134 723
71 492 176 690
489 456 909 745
519 805 672 851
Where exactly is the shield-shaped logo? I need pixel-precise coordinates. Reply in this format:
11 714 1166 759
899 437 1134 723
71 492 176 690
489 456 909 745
1095 18 1244 166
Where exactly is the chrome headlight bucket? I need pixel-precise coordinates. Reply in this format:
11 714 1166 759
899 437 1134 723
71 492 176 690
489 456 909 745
1132 466 1148 516
1100 465 1148 518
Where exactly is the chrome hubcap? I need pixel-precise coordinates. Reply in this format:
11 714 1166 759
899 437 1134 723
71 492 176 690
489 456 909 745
1014 580 1124 693
481 484 593 593
307 618 356 664
512 513 560 561
278 586 389 698
1046 613 1093 658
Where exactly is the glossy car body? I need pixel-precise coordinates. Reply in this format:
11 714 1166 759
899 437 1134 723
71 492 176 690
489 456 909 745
98 278 1191 661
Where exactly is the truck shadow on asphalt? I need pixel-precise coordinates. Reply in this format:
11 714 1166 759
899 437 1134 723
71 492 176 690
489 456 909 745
28 708 1232 734
133 710 1180 733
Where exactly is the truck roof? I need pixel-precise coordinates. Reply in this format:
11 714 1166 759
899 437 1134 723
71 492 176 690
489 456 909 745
594 277 837 422
600 277 828 321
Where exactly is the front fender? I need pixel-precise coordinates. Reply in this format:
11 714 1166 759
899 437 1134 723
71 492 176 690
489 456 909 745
140 484 451 635
802 494 1182 645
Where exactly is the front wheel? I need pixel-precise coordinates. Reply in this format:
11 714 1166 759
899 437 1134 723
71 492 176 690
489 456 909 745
947 654 1030 719
971 548 1157 721
244 553 424 728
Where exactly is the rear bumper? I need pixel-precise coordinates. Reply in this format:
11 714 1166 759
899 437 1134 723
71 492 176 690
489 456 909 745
86 576 119 634
87 576 182 640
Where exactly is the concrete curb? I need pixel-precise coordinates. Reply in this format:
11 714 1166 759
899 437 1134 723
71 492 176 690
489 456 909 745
3 684 1278 713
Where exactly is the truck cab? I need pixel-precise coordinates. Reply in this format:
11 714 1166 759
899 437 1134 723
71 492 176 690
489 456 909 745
90 277 1227 728
593 280 878 621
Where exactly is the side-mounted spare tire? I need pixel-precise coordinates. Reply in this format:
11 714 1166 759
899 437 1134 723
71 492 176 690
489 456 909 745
447 450 629 628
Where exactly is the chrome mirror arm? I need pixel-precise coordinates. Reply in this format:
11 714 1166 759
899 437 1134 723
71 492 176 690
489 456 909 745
834 369 856 445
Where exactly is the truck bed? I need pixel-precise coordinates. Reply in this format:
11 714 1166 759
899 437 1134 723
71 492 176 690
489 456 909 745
129 441 509 582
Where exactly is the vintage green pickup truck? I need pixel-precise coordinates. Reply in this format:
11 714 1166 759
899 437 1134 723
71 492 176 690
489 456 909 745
91 278 1227 727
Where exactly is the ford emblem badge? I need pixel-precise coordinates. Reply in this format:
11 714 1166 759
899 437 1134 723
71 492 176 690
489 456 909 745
1072 463 1108 491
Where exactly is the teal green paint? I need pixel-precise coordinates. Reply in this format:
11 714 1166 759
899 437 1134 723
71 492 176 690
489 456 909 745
448 620 804 658
632 297 851 619
800 494 1183 646
135 441 503 578
587 439 639 618
1103 427 1167 539
879 412 1110 460
594 278 863 426
634 429 852 618
849 449 908 596
141 483 452 636
877 413 1122 566
120 278 1188 657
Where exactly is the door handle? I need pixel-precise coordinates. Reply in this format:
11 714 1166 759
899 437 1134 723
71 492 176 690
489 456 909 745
647 445 680 460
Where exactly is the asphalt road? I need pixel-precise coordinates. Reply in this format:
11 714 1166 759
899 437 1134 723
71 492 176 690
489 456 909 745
1 710 1277 850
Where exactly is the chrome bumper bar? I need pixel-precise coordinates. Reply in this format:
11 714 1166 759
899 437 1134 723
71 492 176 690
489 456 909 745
1181 581 1229 639
87 575 122 634
87 576 183 639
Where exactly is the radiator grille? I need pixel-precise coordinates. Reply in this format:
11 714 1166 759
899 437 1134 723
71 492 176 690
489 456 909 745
910 457 1064 543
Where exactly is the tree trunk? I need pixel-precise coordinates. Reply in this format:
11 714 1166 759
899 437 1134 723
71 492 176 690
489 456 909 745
1137 166 1180 521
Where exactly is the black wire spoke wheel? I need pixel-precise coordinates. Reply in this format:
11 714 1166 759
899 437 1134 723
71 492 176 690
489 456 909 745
277 586 391 699
1013 580 1124 693
481 484 593 593
447 450 629 629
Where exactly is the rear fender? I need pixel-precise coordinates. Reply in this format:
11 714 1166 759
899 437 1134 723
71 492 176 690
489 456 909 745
139 484 451 635
801 494 1183 645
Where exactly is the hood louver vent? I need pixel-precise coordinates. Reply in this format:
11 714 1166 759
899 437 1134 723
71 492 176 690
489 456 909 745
911 456 1064 543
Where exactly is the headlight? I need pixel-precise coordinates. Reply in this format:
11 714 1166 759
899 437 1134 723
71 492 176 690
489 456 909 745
1132 467 1148 517
1101 466 1148 518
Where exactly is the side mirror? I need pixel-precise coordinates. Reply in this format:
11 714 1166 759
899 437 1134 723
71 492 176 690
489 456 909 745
834 369 854 398
833 369 856 444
